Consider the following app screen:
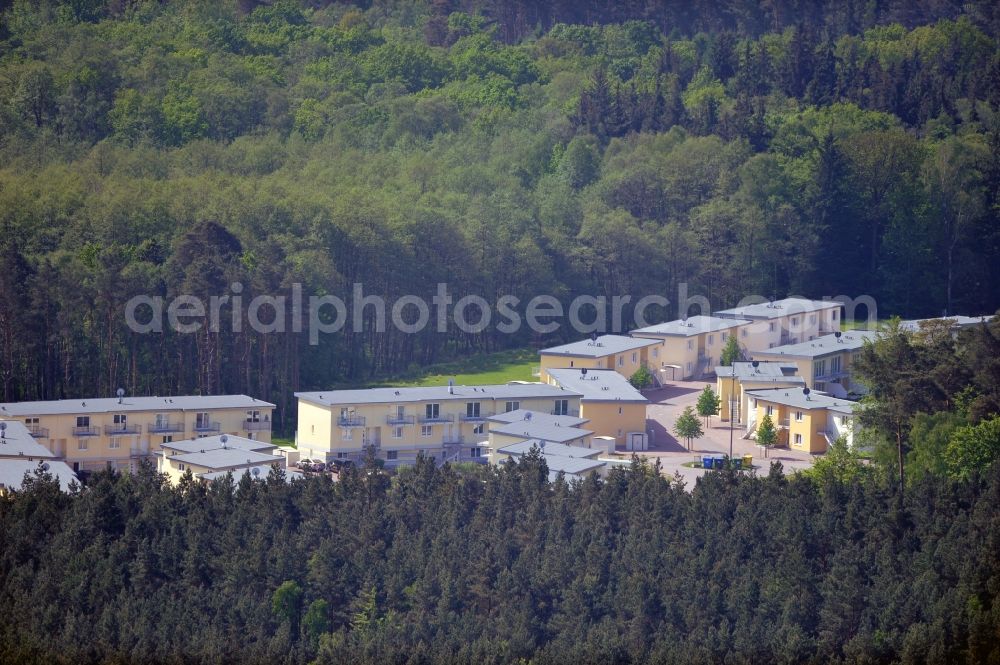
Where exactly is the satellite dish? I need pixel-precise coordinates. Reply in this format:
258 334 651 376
40 462 50 472
524 412 533 421
581 368 588 376
116 387 125 398
220 434 228 445
751 360 759 368
252 467 261 477
803 387 811 395
539 440 546 453
834 331 842 339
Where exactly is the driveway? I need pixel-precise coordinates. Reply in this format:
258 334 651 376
629 379 819 487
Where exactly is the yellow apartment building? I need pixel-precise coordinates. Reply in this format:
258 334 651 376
745 388 858 454
749 330 877 396
715 361 805 423
544 368 648 448
0 394 275 473
157 434 287 485
537 335 662 383
715 298 842 350
632 316 750 380
294 383 583 468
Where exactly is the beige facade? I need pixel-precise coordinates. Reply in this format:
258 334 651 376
295 384 583 467
0 395 275 473
715 361 805 422
544 368 649 447
538 335 661 383
746 389 856 454
632 316 749 380
715 298 842 350
749 331 877 395
158 434 285 485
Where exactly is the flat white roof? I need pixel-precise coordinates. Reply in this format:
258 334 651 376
0 459 78 492
715 298 840 320
161 434 276 455
487 409 588 428
296 383 580 407
0 394 274 417
539 335 660 358
751 331 878 359
169 448 284 470
0 420 57 459
746 388 856 414
632 315 750 337
546 368 647 403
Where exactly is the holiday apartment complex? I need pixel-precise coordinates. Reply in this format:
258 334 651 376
745 387 858 453
0 395 275 473
749 330 877 396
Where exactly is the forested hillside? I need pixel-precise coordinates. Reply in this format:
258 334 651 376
2 0 1000 423
1 456 999 664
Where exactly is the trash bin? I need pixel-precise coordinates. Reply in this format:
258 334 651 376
712 456 725 470
742 454 753 469
731 458 743 470
702 456 714 469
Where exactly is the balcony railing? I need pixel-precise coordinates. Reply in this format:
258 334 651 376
244 420 271 432
193 421 221 433
459 412 491 422
386 414 415 425
104 423 140 436
442 434 467 445
337 415 366 428
551 408 580 417
147 421 185 434
815 369 849 381
72 426 100 437
419 413 454 424
27 425 49 438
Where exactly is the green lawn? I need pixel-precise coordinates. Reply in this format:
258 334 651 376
370 348 539 388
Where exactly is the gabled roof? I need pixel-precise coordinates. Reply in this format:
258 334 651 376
296 382 580 407
169 448 285 471
0 420 57 459
632 315 750 337
746 388 857 414
490 420 592 444
545 368 647 403
715 298 840 320
751 331 878 359
539 334 660 358
0 394 274 417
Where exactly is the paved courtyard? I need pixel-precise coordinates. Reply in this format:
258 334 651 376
627 380 819 487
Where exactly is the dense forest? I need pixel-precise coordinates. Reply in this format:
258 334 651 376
2 0 1000 426
1 453 998 664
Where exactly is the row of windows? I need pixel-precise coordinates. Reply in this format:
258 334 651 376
64 411 265 429
385 447 482 461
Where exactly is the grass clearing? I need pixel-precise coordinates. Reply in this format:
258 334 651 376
368 348 539 388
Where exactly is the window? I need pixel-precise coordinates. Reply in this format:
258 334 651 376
553 399 569 416
791 317 798 326
77 439 88 451
687 340 693 350
113 413 127 425
505 401 519 412
686 362 692 372
618 406 623 415
466 402 481 418
394 405 405 420
794 434 803 445
631 352 637 363
25 417 39 425
830 356 841 373
421 425 432 437
618 356 624 367
809 314 817 325
337 452 348 459
570 360 574 367
769 322 775 332
425 403 440 419
178 463 186 471
470 447 482 458
387 450 398 460
196 412 211 428
155 413 170 428
814 360 827 378
392 427 403 439
765 405 774 416
342 428 352 440
769 343 776 349
76 416 90 428
246 409 261 423
652 347 658 358
109 438 121 449
795 411 803 422
162 436 172 444
741 328 747 338
721 332 728 342
833 311 839 320
708 334 714 345
473 423 485 435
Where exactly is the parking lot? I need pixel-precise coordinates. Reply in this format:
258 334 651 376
633 380 820 487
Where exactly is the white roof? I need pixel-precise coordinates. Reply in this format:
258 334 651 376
751 331 878 359
715 298 840 320
899 315 991 332
161 434 276 455
490 420 592 444
715 361 804 383
497 440 601 459
746 388 857 414
296 382 579 407
169 448 285 471
0 420 57 459
0 459 78 492
0 394 274 417
487 409 588 428
632 315 750 337
545 368 648 403
539 335 660 358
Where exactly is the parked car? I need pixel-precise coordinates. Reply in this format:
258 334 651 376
328 459 354 472
298 458 322 472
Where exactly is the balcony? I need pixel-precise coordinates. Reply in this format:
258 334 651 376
104 423 140 436
147 421 185 434
815 369 849 382
442 433 467 445
337 415 366 428
193 420 221 433
72 426 100 437
244 420 271 432
386 414 415 425
27 425 49 439
551 408 580 417
419 413 454 424
459 412 492 422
